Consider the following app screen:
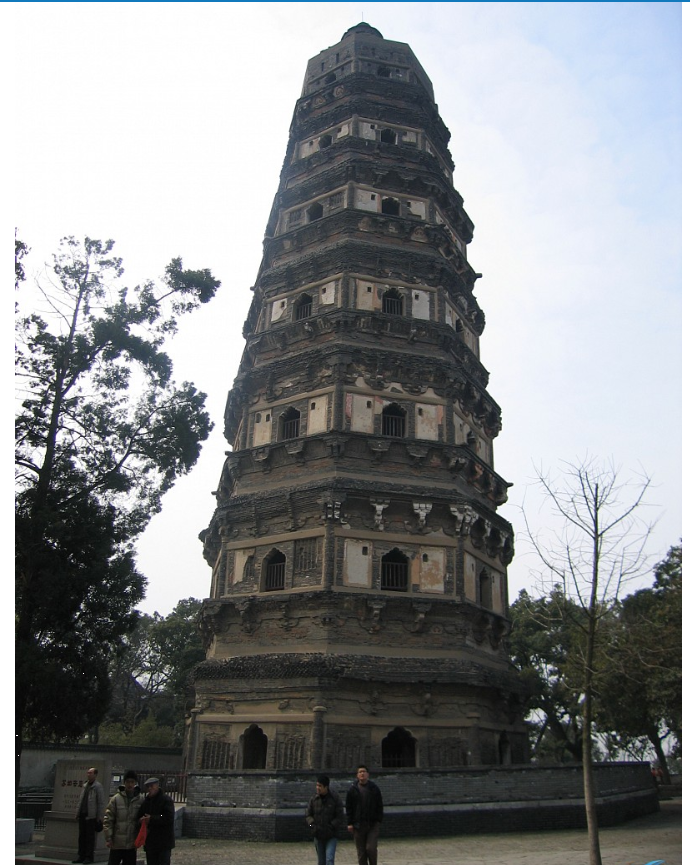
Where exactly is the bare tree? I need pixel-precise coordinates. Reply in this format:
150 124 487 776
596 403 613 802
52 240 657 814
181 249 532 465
523 456 654 865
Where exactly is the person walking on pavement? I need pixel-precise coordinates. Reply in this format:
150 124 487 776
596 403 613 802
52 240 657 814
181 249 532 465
73 766 105 864
306 774 344 865
103 770 144 865
345 765 384 865
136 777 176 865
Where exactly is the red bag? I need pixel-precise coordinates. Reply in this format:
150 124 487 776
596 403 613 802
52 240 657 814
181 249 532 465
134 822 147 849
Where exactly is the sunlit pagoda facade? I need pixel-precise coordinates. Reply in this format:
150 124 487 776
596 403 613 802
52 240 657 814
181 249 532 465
190 23 528 778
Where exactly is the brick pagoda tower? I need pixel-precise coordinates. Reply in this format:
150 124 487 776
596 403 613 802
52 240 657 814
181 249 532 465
191 23 527 781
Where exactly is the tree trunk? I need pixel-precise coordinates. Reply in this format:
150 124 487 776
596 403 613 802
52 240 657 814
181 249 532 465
582 685 602 865
583 496 603 865
648 726 671 784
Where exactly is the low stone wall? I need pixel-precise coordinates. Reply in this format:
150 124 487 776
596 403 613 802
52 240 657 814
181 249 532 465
183 762 659 841
20 743 183 792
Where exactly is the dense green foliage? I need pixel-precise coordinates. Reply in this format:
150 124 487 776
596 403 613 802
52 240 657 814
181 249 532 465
509 544 681 776
509 587 590 762
15 237 219 782
595 545 681 779
98 598 206 747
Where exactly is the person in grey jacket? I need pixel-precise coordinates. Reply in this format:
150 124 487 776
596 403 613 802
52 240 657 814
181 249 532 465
306 775 344 865
103 770 144 865
73 767 105 864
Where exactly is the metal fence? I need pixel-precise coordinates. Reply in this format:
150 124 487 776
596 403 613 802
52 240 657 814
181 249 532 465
123 771 188 803
17 792 52 830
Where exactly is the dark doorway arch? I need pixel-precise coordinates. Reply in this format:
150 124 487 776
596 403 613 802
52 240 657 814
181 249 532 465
295 293 313 321
382 288 403 315
381 197 400 216
381 548 409 592
380 128 397 145
382 726 416 767
264 549 286 591
241 724 268 769
307 202 324 222
381 402 406 437
280 407 301 441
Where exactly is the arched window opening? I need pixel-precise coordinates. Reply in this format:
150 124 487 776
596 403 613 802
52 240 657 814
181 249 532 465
324 72 336 84
382 403 406 438
381 548 408 591
319 133 333 149
307 202 324 222
455 319 464 334
381 727 416 767
280 407 301 441
479 568 492 608
380 128 397 145
295 294 313 321
242 724 268 769
382 288 403 315
381 197 400 216
377 66 391 78
264 550 286 591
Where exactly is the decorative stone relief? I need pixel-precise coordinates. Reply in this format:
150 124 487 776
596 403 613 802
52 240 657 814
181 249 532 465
489 617 510 649
321 499 345 523
412 501 433 529
368 440 390 462
234 598 259 635
328 436 347 458
284 439 306 462
199 602 224 645
366 599 386 633
450 504 478 536
251 447 272 470
406 444 429 466
369 499 389 531
412 691 438 717
472 611 491 644
359 688 385 716
278 602 299 630
409 601 432 633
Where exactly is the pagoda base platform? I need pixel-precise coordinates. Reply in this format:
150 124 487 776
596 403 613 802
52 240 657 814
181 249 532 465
183 763 658 841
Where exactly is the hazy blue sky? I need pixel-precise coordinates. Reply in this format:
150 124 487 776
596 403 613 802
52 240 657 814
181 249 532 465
12 2 682 615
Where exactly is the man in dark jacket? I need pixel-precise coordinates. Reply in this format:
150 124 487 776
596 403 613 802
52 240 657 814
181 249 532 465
73 767 105 864
345 765 384 865
306 774 344 865
136 778 175 865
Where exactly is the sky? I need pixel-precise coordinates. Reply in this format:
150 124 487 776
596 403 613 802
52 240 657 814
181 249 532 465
11 2 682 617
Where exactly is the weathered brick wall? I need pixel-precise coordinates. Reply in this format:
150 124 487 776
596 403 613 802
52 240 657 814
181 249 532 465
183 763 658 840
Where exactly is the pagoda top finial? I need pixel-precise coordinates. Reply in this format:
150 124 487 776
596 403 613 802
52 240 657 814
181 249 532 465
341 22 384 40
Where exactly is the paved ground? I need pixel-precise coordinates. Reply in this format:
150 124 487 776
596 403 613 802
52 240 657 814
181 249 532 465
16 799 681 865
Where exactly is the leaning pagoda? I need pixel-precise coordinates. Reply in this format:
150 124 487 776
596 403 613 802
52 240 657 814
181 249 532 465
190 22 528 782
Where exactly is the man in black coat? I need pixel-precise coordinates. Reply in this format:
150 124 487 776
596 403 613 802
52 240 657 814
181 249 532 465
306 774 344 865
136 778 175 865
345 765 384 865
